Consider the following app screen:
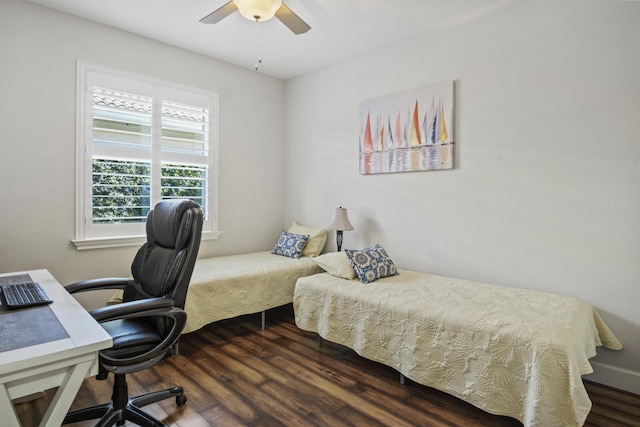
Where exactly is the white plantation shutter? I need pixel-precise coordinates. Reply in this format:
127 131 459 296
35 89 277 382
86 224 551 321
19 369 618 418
91 88 153 223
74 62 219 248
160 100 209 212
92 88 153 151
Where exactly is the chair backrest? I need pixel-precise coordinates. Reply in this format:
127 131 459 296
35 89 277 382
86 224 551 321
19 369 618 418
123 199 203 310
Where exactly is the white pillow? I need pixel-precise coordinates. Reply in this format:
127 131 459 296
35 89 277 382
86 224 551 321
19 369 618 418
287 221 327 257
312 251 356 280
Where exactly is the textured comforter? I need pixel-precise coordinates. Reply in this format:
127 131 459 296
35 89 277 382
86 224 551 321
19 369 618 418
183 251 321 333
293 270 622 426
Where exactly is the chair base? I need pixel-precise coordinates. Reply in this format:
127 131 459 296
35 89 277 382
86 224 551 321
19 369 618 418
63 373 186 427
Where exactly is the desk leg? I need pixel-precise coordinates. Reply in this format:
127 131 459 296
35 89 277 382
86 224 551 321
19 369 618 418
38 359 94 427
0 384 21 427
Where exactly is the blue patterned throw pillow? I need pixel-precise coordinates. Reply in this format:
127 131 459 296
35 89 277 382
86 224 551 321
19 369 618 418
345 244 399 284
272 231 309 259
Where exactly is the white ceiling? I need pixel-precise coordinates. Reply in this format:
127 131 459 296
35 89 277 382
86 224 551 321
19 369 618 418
26 0 516 80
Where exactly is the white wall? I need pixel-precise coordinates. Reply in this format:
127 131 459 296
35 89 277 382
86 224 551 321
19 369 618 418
283 1 640 393
0 0 285 284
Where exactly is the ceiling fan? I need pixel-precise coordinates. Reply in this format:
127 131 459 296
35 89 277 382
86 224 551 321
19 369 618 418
200 0 311 35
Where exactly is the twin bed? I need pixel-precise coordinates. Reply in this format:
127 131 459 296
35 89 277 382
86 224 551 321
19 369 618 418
181 221 327 333
293 255 622 427
108 221 326 333
182 251 321 333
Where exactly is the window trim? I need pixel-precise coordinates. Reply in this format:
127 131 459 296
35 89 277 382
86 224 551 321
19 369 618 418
73 61 221 250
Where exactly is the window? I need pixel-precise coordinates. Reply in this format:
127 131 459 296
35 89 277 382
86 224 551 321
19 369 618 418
74 62 219 249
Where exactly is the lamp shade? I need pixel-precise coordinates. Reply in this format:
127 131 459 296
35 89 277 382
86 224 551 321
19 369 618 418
326 207 354 231
233 0 282 21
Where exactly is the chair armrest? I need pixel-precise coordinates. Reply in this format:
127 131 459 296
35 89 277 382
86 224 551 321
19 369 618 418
65 278 131 294
89 297 171 323
94 297 188 374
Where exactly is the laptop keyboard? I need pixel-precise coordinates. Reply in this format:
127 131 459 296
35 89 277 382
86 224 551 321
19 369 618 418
1 282 53 309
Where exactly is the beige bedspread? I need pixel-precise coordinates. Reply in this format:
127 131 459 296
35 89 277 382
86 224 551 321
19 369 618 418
183 251 321 333
293 270 622 427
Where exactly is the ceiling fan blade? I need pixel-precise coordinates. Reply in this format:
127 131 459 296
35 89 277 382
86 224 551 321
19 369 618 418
200 1 238 24
275 3 311 35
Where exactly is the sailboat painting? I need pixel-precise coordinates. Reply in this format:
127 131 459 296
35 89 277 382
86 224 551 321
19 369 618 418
359 81 454 175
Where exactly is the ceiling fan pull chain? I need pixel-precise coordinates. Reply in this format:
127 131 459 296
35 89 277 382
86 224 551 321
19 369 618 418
254 19 262 71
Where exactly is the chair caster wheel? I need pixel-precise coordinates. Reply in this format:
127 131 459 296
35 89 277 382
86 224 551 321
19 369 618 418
176 394 187 406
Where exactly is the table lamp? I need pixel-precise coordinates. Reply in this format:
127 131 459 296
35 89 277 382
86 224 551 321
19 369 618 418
326 207 354 251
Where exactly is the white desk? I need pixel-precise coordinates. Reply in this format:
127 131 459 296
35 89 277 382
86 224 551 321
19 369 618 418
0 269 113 427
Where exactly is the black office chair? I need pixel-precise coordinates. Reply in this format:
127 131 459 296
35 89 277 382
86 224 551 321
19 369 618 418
63 199 203 427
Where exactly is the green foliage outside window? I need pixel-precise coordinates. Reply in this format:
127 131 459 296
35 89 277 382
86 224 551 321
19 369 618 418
161 163 207 210
92 159 206 224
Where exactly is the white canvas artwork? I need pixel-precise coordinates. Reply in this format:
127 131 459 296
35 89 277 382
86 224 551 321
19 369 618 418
359 81 454 174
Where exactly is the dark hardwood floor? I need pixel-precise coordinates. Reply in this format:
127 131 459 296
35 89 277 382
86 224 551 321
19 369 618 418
16 305 640 426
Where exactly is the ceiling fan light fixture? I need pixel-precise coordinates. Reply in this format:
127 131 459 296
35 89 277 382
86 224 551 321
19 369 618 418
233 0 282 21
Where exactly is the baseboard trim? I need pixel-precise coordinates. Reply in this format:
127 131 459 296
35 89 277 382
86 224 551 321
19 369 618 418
584 361 640 395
